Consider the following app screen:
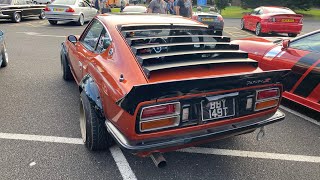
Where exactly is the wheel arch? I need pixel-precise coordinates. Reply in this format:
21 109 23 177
79 74 104 118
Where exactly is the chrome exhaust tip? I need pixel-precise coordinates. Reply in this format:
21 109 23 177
150 152 167 168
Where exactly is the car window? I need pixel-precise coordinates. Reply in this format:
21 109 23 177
14 0 28 4
96 30 111 53
0 0 12 4
80 20 104 51
78 1 85 7
252 8 260 15
290 32 320 53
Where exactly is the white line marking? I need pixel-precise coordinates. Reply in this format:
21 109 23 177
0 132 136 180
110 146 137 180
16 32 65 38
0 132 84 144
280 105 320 126
178 147 320 163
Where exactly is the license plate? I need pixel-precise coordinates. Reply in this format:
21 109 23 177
53 8 64 12
281 19 294 23
202 18 214 22
201 95 236 121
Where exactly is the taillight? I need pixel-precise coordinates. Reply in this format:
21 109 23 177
255 88 280 111
44 6 51 11
141 104 176 119
65 8 75 13
257 89 279 100
268 17 276 22
140 102 180 132
217 15 223 21
299 18 303 24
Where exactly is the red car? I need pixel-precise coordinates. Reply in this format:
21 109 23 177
233 30 320 112
61 14 288 165
241 6 303 37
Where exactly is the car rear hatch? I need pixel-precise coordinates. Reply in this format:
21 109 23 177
46 4 75 14
117 24 289 133
268 14 303 24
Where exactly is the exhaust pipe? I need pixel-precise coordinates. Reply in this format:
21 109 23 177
150 152 167 168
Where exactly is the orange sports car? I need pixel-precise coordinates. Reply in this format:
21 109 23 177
61 13 288 162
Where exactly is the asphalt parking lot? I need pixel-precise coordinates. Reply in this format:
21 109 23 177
0 18 319 180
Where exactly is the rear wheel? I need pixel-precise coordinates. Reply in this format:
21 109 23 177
77 14 84 26
240 19 245 30
11 12 21 23
288 33 297 37
1 44 8 67
48 20 58 25
255 22 263 36
39 10 45 19
80 91 114 151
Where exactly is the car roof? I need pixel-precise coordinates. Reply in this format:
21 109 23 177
97 14 202 27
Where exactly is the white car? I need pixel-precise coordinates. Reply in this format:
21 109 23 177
33 0 53 4
45 0 98 26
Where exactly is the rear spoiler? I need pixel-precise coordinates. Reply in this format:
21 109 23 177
117 70 290 114
270 14 303 18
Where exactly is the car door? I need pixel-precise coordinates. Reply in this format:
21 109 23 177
68 19 108 82
77 0 87 20
264 32 320 96
13 0 31 16
250 8 262 31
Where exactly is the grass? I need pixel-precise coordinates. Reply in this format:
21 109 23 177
194 6 320 19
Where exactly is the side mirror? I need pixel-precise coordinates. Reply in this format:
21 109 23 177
0 30 3 37
68 35 77 44
282 39 290 50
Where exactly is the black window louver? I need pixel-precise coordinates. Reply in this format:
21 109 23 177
120 24 257 78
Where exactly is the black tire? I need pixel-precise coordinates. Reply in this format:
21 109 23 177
255 22 263 36
1 44 8 67
60 52 73 81
48 20 57 25
11 12 21 23
77 14 84 26
39 10 45 19
80 91 114 151
288 33 297 37
240 19 245 30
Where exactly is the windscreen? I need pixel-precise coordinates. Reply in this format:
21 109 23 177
52 0 76 5
266 8 295 14
0 0 12 5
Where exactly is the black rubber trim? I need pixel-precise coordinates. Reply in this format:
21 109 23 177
294 62 320 97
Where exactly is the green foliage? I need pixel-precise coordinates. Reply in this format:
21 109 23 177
214 0 230 12
240 0 313 10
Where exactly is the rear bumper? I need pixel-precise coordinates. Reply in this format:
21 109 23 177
45 13 80 21
106 110 285 155
261 22 302 34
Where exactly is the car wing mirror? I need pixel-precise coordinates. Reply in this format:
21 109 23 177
282 39 290 50
0 30 3 37
68 35 78 44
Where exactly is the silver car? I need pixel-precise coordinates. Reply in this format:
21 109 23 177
45 0 98 26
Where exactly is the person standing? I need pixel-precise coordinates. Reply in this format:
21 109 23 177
94 0 100 12
167 0 175 14
147 0 167 14
175 0 192 18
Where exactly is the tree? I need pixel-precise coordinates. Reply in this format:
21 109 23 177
215 0 230 13
241 0 313 10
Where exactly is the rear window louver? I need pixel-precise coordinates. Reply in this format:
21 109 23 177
120 24 257 78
